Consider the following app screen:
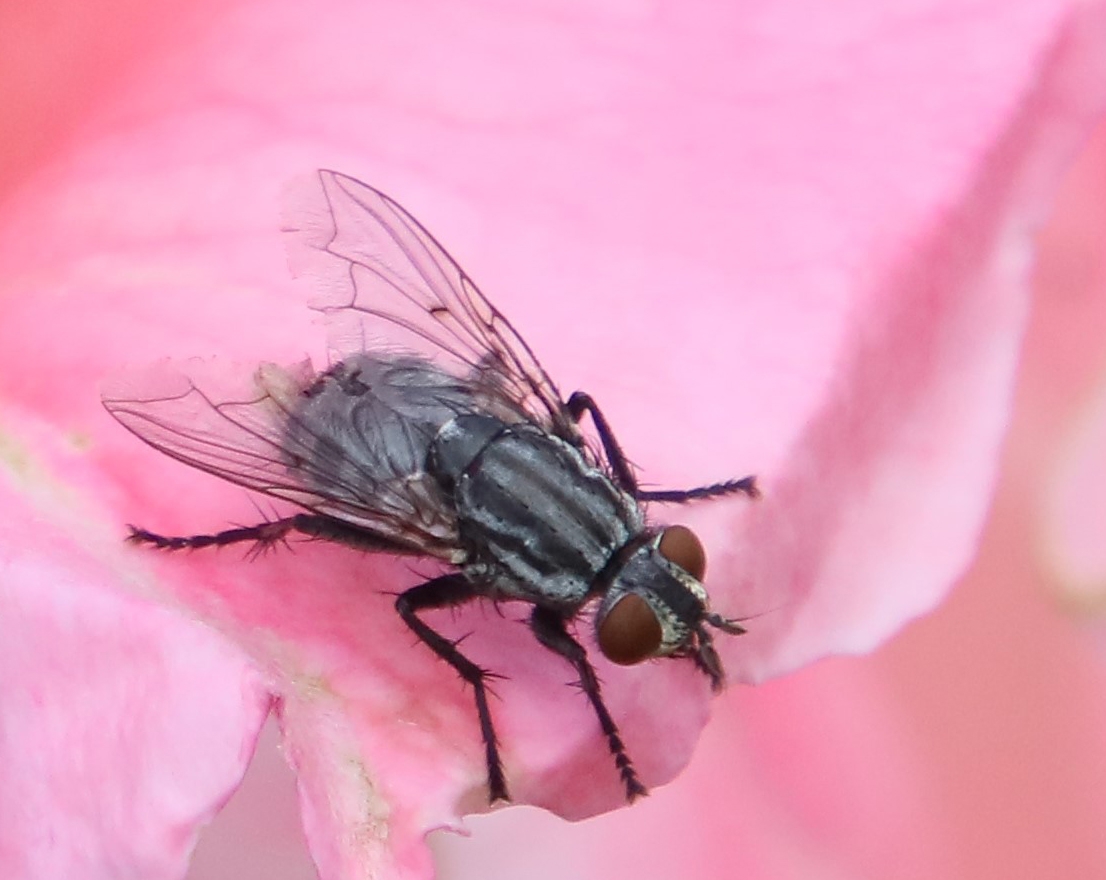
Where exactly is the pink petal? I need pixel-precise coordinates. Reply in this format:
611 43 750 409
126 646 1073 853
1032 123 1106 605
1043 378 1106 601
724 4 1106 679
3 0 1106 877
0 454 269 878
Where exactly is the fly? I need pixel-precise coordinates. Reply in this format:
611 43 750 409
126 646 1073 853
102 170 760 803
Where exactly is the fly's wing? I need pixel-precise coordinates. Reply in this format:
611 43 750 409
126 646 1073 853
282 170 584 446
102 359 464 561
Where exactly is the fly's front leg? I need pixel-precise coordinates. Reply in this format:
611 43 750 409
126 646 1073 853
566 391 759 503
529 606 648 802
689 614 746 691
395 574 510 803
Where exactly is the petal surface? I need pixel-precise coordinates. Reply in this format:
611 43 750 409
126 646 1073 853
0 451 270 879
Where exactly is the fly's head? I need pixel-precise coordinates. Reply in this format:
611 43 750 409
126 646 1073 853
595 526 744 691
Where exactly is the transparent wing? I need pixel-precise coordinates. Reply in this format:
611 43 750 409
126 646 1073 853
282 169 582 445
101 359 464 561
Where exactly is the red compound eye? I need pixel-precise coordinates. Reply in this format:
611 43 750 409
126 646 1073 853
657 525 706 581
598 594 662 665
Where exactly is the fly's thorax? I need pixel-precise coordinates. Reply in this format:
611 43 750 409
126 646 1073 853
427 413 507 494
432 417 643 607
594 528 711 665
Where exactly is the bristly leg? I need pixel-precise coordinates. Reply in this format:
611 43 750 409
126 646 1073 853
128 513 423 556
529 606 648 802
128 517 303 552
637 476 759 504
691 625 727 692
395 574 511 803
565 391 759 504
692 614 746 692
565 391 639 494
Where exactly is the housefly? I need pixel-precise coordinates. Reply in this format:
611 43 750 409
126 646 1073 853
102 170 759 803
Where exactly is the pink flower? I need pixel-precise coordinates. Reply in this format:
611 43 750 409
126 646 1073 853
2 2 1105 879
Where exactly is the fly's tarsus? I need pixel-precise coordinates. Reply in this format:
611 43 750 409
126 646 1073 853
637 475 760 504
127 517 301 553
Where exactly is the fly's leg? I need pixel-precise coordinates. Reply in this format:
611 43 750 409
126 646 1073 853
637 476 759 504
565 391 638 493
529 606 648 802
129 513 421 556
565 391 759 503
688 615 746 692
395 574 510 803
128 518 302 552
692 624 730 692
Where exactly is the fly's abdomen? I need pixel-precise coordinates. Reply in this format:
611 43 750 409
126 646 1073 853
431 416 642 605
288 354 480 495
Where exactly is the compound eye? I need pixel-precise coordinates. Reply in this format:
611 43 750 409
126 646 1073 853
657 525 706 581
598 594 663 665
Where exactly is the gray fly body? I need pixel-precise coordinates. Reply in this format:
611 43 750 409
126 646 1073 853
102 170 759 804
432 414 644 608
285 353 479 559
